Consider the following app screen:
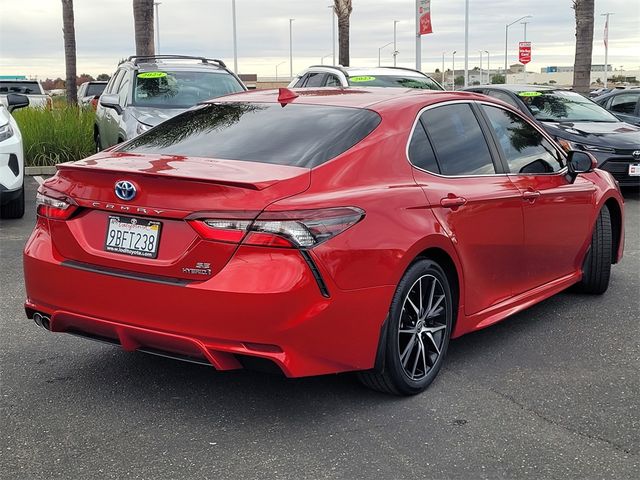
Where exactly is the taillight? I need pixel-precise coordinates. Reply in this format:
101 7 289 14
189 207 364 248
36 192 77 219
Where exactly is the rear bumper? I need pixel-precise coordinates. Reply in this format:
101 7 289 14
23 221 393 377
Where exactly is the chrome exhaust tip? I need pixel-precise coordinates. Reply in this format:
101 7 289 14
33 312 51 330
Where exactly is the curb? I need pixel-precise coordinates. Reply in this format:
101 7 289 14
25 166 57 176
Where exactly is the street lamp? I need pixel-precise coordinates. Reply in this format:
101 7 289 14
153 2 161 54
505 15 532 77
321 53 332 65
452 50 457 91
289 18 295 79
484 50 490 84
231 0 238 73
393 20 399 67
521 21 530 41
478 50 483 85
378 42 393 67
329 5 336 66
441 51 446 88
275 61 285 82
464 0 469 87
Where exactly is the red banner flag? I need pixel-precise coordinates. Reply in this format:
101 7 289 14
519 41 532 65
418 0 433 35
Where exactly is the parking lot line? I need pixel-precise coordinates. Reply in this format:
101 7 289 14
34 176 45 185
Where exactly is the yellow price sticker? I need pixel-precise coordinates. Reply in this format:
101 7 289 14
137 71 167 79
349 76 376 82
518 91 543 97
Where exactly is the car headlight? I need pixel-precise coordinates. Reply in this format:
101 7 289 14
557 139 615 154
136 122 152 135
0 123 14 142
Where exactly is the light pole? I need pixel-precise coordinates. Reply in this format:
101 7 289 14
601 12 614 88
289 18 295 79
484 50 490 84
521 21 530 41
329 5 336 65
153 2 161 54
379 42 393 67
321 53 332 65
441 51 445 88
452 50 457 91
393 20 399 67
505 15 532 78
464 0 469 87
275 61 285 82
478 50 483 86
231 0 238 73
415 0 421 70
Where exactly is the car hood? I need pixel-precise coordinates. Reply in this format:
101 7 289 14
541 120 640 149
128 106 188 127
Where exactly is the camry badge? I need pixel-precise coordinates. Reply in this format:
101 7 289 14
114 180 137 201
633 150 640 160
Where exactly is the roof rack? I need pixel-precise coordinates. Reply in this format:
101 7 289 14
307 65 350 76
126 55 227 68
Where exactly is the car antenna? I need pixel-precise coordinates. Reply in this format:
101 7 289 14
278 88 299 104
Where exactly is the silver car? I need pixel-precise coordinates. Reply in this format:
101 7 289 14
95 55 246 151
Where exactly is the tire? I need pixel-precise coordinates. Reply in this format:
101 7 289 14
95 131 102 153
0 184 25 219
358 259 454 395
575 206 612 295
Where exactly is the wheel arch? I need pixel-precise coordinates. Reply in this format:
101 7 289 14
604 197 623 264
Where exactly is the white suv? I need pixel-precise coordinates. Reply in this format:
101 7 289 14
0 94 29 219
288 66 443 91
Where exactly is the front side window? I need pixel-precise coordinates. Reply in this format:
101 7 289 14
482 105 565 174
133 70 244 108
421 104 496 175
122 103 381 169
610 93 640 115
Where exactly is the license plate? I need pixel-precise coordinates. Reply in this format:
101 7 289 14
104 216 162 258
630 163 640 176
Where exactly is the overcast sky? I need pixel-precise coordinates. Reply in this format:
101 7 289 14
1 0 638 79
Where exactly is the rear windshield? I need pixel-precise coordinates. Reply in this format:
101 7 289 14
347 75 442 90
132 70 244 108
0 81 43 95
121 102 381 168
86 83 106 97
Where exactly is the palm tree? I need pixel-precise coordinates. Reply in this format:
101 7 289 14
334 0 352 66
61 0 77 103
133 0 155 57
572 0 594 93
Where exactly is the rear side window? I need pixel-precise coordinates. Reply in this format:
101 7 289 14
304 73 326 87
0 81 42 94
421 104 496 175
481 105 565 174
122 103 381 168
408 122 439 173
610 93 640 114
86 83 106 97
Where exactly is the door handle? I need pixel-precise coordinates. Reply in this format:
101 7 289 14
522 190 541 201
440 196 467 209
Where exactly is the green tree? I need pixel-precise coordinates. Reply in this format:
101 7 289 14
492 74 506 84
97 73 111 81
572 0 594 93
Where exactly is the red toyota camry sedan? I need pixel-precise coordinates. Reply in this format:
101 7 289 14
24 88 625 395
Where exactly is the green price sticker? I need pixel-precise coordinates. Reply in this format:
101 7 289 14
349 76 376 82
137 71 167 79
518 91 542 97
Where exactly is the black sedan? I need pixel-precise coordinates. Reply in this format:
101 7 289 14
464 85 640 186
593 89 640 127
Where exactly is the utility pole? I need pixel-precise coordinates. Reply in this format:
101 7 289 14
231 0 238 73
441 51 445 88
154 2 161 55
289 18 295 79
415 0 421 70
478 50 483 85
505 15 532 79
452 50 457 90
329 5 336 65
393 20 399 67
485 50 490 84
601 12 614 88
464 0 469 87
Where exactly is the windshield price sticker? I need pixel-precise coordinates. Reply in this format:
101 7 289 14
349 76 376 82
137 72 167 79
518 91 543 97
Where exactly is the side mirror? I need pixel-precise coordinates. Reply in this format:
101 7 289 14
6 93 29 113
99 93 123 115
566 150 597 183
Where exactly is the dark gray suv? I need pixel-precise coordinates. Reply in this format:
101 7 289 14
95 55 246 150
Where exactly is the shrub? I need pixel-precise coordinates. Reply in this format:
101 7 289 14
13 105 95 166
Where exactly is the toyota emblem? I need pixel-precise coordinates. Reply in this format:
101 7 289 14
114 180 137 201
633 150 640 161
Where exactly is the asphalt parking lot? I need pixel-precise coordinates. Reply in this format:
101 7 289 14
1 177 638 479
